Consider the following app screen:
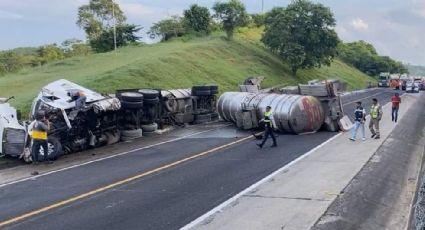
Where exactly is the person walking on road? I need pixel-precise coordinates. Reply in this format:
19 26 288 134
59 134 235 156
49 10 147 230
391 92 401 122
369 98 383 139
257 106 277 148
349 101 366 141
31 111 52 164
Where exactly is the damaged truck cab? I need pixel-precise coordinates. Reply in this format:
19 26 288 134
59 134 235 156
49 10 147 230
27 79 122 160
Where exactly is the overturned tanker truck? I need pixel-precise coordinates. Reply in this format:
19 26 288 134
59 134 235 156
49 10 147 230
218 77 344 134
0 79 218 162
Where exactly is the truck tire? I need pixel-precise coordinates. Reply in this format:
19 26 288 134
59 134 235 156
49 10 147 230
139 89 159 99
210 89 219 95
121 129 143 141
210 112 219 121
38 137 62 161
143 131 157 137
192 86 210 91
121 101 144 110
143 98 160 105
208 85 218 94
120 92 144 102
194 114 212 124
141 123 158 132
192 90 212 96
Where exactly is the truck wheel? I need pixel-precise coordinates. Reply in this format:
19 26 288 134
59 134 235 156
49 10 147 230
141 123 158 132
121 101 144 110
143 98 160 105
138 89 159 99
121 129 143 138
192 86 210 91
38 137 62 161
143 131 157 137
208 85 219 94
192 90 212 96
194 114 212 124
120 92 144 102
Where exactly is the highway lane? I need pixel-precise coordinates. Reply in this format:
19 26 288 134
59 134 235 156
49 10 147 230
0 88 401 230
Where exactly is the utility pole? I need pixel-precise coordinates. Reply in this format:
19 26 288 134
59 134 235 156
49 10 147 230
112 0 117 51
262 0 264 13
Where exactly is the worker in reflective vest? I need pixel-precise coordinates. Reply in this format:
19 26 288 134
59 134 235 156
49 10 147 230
67 90 87 109
369 98 383 139
257 106 277 148
31 110 51 164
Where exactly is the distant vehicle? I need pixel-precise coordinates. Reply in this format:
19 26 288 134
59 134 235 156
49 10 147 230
406 81 420 93
389 74 400 89
400 74 409 90
378 72 390 87
413 76 425 90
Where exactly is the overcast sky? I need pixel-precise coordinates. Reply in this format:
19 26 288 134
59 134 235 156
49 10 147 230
1 0 424 65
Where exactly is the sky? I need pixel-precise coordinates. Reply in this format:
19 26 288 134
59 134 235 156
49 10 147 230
0 0 424 65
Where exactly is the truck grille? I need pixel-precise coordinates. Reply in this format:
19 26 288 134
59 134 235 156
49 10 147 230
4 128 26 156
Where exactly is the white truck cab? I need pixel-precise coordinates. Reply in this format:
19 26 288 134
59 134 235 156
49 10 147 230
0 97 26 157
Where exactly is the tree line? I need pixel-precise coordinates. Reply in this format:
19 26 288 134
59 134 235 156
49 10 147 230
0 40 90 75
0 0 408 77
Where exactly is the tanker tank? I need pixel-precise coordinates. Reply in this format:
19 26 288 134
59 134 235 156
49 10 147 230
218 92 325 134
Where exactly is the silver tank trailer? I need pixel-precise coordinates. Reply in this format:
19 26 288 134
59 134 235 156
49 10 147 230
218 92 325 134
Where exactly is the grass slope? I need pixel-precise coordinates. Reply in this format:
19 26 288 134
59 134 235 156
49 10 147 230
0 28 374 115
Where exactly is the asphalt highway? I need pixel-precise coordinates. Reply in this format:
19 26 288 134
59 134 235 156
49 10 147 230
0 88 402 230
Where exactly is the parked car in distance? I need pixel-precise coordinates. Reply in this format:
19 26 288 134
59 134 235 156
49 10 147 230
406 81 420 93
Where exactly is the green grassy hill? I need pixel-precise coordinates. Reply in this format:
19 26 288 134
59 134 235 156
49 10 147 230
0 28 374 115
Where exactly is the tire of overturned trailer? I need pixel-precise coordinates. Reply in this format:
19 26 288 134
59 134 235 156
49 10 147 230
121 129 143 141
120 92 144 102
143 98 160 105
141 123 158 132
139 89 160 99
194 113 212 124
192 90 212 96
121 101 144 110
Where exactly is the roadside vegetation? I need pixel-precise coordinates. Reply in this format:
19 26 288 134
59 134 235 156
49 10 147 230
1 0 394 116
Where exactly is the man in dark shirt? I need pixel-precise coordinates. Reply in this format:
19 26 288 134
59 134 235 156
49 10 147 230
349 101 366 141
391 93 401 122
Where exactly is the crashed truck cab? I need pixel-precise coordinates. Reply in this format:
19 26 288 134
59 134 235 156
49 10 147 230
28 79 121 161
0 97 26 157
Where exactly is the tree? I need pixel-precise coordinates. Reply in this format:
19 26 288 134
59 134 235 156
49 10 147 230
262 1 339 75
250 13 266 27
38 44 65 62
148 16 186 41
90 24 141 52
62 39 91 57
0 52 26 74
338 41 408 75
183 4 211 34
77 0 126 39
213 0 248 40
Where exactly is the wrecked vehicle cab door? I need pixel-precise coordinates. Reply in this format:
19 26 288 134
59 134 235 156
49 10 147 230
0 97 26 157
